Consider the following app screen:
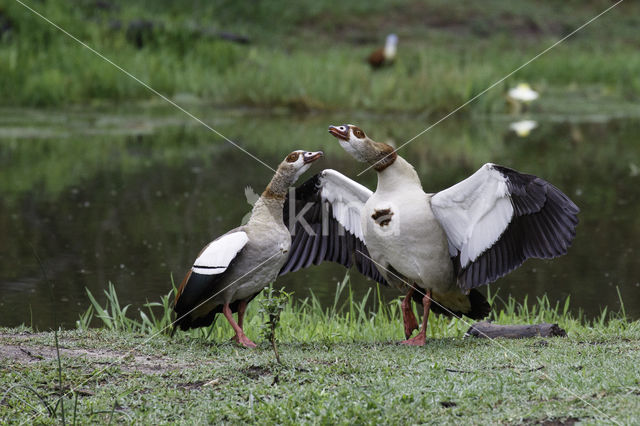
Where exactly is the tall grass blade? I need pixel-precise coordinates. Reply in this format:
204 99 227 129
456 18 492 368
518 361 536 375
616 286 627 320
54 329 65 424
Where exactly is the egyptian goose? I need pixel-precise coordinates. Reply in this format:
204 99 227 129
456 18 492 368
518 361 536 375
172 150 323 347
368 34 398 69
284 124 579 346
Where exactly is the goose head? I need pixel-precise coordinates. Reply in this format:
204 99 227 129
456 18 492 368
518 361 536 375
278 149 324 182
265 150 323 199
328 124 396 170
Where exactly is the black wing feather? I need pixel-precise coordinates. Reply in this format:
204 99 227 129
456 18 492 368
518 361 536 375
279 173 387 286
456 165 579 291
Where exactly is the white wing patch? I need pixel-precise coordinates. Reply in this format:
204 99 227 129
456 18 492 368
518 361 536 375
319 169 372 241
192 231 249 275
431 164 514 268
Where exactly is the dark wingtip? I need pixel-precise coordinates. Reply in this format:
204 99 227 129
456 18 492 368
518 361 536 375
413 288 491 320
466 289 491 320
456 166 581 291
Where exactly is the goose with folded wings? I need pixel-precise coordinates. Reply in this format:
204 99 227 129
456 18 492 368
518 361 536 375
368 34 398 69
282 124 579 346
172 150 323 347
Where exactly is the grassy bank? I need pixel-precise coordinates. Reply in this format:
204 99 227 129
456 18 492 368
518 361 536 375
1 280 639 423
1 1 639 113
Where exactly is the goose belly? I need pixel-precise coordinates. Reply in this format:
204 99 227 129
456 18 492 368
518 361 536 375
362 192 454 292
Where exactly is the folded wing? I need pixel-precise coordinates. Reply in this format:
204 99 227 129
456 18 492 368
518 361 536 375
279 169 387 285
191 231 249 275
431 163 579 290
174 231 249 330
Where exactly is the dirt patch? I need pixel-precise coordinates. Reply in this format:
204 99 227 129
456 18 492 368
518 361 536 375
0 342 184 374
242 365 273 379
304 357 337 366
526 417 581 426
177 380 205 390
301 0 567 44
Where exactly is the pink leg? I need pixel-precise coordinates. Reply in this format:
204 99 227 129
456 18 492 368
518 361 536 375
237 299 248 329
400 290 432 346
401 286 419 339
222 303 256 348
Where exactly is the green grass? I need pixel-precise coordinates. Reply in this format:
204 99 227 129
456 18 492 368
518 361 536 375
1 0 639 113
1 277 639 423
76 274 635 344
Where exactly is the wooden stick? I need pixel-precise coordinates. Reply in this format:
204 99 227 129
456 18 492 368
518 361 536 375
465 321 567 339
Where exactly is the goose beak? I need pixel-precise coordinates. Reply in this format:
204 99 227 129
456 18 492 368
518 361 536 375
303 151 324 164
328 125 349 141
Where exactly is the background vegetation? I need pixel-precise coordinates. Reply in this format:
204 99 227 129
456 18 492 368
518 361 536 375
1 0 639 326
1 0 639 113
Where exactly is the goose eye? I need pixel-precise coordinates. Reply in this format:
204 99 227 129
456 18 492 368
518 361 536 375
352 128 364 138
286 152 300 163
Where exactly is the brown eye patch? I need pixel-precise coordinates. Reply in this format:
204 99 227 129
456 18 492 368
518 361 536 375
286 152 300 163
352 127 365 138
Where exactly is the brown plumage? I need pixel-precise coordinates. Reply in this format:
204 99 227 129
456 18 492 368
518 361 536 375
368 47 386 68
367 34 398 69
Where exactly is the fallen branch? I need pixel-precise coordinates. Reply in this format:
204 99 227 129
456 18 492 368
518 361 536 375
465 321 567 339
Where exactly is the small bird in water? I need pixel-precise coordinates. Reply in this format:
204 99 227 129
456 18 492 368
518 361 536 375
172 150 324 347
368 34 398 69
507 83 539 114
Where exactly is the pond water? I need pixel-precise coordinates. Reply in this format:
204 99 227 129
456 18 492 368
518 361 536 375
1 104 639 329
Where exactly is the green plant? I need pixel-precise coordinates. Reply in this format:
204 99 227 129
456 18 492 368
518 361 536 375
82 281 176 334
258 285 292 364
84 282 136 331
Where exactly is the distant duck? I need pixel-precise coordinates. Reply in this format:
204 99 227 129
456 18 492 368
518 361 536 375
507 83 539 113
283 124 579 346
368 34 398 69
172 150 323 347
510 119 538 137
508 83 539 102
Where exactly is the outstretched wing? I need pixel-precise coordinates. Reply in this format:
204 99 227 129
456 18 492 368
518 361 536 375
431 163 579 291
174 231 249 330
279 169 387 285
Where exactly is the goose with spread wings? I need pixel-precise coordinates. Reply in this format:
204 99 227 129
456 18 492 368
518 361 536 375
172 150 323 347
283 124 579 346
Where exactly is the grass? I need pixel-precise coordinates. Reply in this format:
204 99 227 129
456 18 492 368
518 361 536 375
1 276 639 423
75 274 635 344
1 0 640 113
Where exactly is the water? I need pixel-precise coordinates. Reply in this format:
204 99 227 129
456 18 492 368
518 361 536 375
1 105 639 329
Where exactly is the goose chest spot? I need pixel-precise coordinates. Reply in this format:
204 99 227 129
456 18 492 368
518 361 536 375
371 208 394 227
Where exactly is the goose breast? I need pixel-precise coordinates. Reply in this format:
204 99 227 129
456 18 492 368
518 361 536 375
362 187 454 292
